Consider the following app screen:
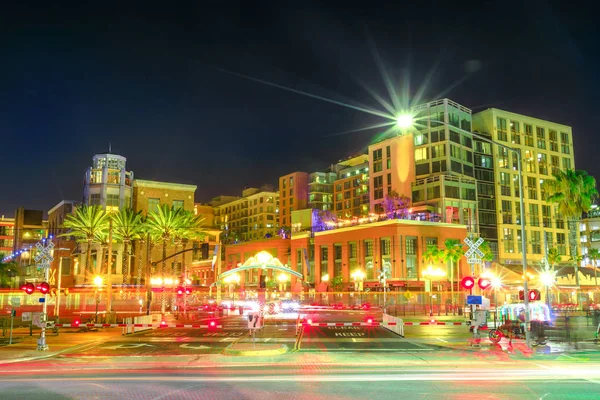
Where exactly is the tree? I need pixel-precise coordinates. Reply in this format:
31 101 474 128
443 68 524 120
0 255 17 288
422 245 441 265
112 208 144 286
544 169 598 290
383 189 411 219
331 275 344 292
61 205 110 284
278 226 291 239
440 239 465 308
588 248 600 287
174 209 205 281
315 210 338 231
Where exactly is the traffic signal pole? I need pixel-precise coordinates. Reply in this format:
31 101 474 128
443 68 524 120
37 265 49 351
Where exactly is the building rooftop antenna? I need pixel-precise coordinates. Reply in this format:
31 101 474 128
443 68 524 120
108 142 112 153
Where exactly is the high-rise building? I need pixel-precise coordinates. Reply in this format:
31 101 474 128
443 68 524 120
83 152 134 211
278 172 308 228
473 131 498 256
333 155 370 218
472 108 575 264
308 171 336 211
369 98 478 231
213 185 279 242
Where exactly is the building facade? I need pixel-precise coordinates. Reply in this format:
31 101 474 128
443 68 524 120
333 155 370 219
278 172 309 228
472 108 575 265
83 153 134 211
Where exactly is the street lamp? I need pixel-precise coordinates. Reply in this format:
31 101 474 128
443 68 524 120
422 266 446 316
398 113 533 348
93 275 103 323
351 270 365 304
278 273 288 292
540 270 556 312
487 273 503 328
223 273 241 306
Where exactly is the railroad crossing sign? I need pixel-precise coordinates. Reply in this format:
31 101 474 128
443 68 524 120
34 240 54 269
464 237 484 265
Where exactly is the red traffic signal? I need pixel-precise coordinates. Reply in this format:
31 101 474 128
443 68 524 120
529 289 541 301
184 287 192 295
21 282 35 295
461 276 475 289
176 286 184 296
37 282 50 294
478 278 492 290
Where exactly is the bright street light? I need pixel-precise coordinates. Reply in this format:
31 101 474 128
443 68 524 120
321 273 330 283
93 276 103 287
396 113 413 129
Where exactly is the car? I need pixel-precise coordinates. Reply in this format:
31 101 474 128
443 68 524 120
280 299 300 312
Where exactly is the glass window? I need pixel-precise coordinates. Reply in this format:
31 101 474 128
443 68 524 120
172 200 184 210
148 198 160 213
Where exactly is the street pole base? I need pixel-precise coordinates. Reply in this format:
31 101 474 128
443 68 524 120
36 338 49 351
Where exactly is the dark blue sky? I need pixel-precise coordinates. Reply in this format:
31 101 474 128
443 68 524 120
1 1 598 216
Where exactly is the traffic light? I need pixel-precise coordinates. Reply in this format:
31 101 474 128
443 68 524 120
519 290 524 300
478 278 492 290
528 289 541 301
21 283 35 295
176 286 184 296
201 243 209 259
461 276 475 290
184 287 192 295
259 275 266 289
37 282 50 294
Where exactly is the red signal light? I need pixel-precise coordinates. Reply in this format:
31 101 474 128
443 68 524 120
461 276 475 289
478 278 492 290
176 286 184 296
528 289 541 301
22 283 35 295
367 318 373 324
185 287 192 295
37 282 50 294
209 320 216 327
73 319 80 326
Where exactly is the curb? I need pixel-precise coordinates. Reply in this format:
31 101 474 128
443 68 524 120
223 344 288 357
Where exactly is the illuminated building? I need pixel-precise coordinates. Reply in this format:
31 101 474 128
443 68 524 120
278 172 308 228
0 215 14 255
333 155 370 218
472 108 575 265
82 152 134 212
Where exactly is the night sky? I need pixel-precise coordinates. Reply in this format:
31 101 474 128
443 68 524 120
1 1 598 216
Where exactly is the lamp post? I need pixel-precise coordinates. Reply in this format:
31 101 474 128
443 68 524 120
278 273 288 293
351 270 365 304
541 270 556 313
422 265 447 317
93 275 103 323
321 274 330 305
397 114 532 348
490 275 502 328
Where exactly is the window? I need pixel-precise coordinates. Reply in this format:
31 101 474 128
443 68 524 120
500 172 511 196
373 175 384 199
563 158 572 170
148 198 160 213
525 150 536 174
380 238 391 256
90 193 101 206
529 204 539 227
527 177 537 200
414 134 428 145
510 121 520 144
349 242 357 259
536 127 546 149
386 146 391 158
172 200 184 210
551 155 560 175
502 200 512 224
450 130 461 144
446 185 460 199
364 240 373 257
498 147 509 169
538 153 548 175
560 132 570 154
415 147 429 161
531 231 542 254
405 236 417 279
496 117 508 141
334 244 342 277
542 205 551 228
503 228 514 253
106 194 119 209
524 124 534 147
372 148 383 172
431 144 445 158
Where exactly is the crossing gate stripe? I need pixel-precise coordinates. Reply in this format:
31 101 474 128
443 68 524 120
53 323 223 328
299 322 469 327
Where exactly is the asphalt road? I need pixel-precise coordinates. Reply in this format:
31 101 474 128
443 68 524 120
2 366 600 399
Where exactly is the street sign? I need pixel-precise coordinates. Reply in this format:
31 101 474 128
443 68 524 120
403 290 413 300
9 297 20 307
34 240 54 269
22 312 32 322
464 237 485 265
247 313 263 330
39 297 46 303
467 295 483 305
32 312 44 328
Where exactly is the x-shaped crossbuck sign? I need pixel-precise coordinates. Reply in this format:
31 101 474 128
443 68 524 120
464 237 484 259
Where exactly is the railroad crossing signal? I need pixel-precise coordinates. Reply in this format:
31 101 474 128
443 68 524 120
464 237 484 264
34 240 54 269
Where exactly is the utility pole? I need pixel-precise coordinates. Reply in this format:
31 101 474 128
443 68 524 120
106 218 113 320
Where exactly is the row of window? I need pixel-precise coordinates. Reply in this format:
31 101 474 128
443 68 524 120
496 117 571 155
502 229 566 255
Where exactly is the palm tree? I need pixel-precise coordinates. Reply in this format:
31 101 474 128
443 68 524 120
422 245 441 265
588 248 600 288
440 239 465 311
146 204 185 281
61 205 110 284
544 169 598 291
112 208 144 286
174 209 205 281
